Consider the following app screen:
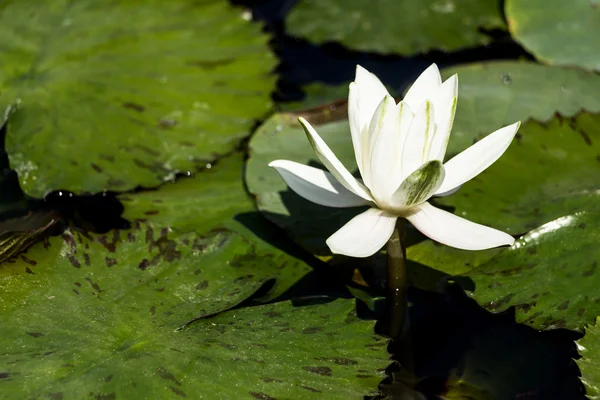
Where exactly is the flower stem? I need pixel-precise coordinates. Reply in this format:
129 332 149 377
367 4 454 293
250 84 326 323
386 218 407 338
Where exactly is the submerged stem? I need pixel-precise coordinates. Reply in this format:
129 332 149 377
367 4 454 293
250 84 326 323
386 218 407 338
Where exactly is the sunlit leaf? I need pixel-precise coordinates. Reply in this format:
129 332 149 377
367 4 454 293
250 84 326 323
505 0 600 71
577 317 600 399
0 0 276 197
286 0 505 55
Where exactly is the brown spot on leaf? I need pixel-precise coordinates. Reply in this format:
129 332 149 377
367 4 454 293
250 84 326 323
105 257 117 267
157 367 181 385
187 58 234 69
138 259 149 270
303 366 332 376
579 129 593 146
83 253 91 266
261 377 283 383
169 387 186 397
300 386 321 393
91 163 103 173
26 332 44 338
249 393 277 400
0 372 10 379
99 154 115 162
85 278 102 293
94 393 115 400
302 327 323 334
583 262 597 277
315 357 358 365
105 375 113 382
144 210 159 215
67 254 80 268
578 308 586 317
25 267 35 274
558 300 570 310
122 102 145 112
20 255 37 266
196 280 209 290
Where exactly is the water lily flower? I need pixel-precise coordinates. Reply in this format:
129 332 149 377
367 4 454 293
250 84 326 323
269 64 520 257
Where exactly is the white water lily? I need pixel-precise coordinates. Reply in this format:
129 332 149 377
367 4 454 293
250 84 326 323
269 64 520 258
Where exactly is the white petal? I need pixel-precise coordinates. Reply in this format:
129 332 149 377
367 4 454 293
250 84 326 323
354 65 390 131
368 100 414 201
433 184 461 197
348 82 366 178
427 74 458 162
401 100 434 180
327 208 397 257
435 121 521 195
407 202 515 250
364 96 399 198
298 117 373 201
403 64 442 111
269 160 371 208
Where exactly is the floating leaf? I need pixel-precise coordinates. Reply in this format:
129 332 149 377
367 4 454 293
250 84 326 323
577 317 600 399
505 0 600 71
436 112 600 234
459 212 600 331
286 0 505 55
0 275 388 399
0 153 389 398
0 0 276 197
441 61 600 153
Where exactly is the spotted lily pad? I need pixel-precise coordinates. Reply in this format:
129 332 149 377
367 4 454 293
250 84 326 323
458 211 600 331
286 0 505 55
0 0 276 197
0 282 388 399
577 317 600 399
0 154 389 398
245 99 600 263
440 61 600 154
505 0 600 71
435 112 600 234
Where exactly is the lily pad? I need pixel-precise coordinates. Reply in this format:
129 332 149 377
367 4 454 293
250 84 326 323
0 266 388 400
459 211 600 331
286 0 505 55
0 0 276 197
435 112 600 234
505 0 600 71
0 153 389 398
440 61 600 153
119 152 313 303
577 317 600 399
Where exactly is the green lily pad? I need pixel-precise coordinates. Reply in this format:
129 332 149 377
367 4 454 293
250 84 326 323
441 61 600 153
577 317 600 399
286 0 505 55
505 0 600 71
0 153 389 398
0 271 388 400
0 0 276 198
435 112 600 234
459 211 600 331
119 153 314 303
245 99 600 261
